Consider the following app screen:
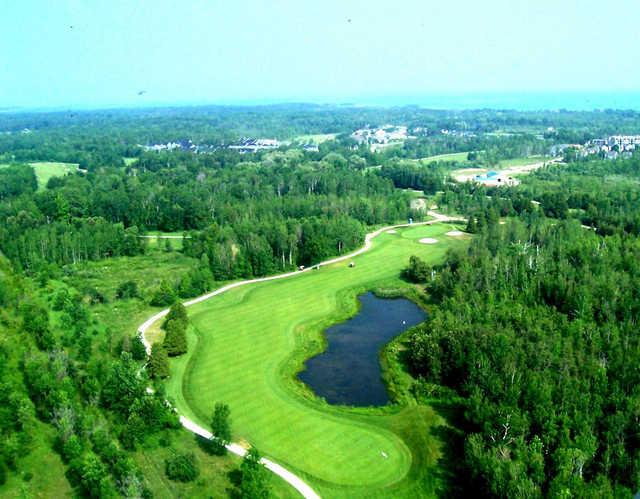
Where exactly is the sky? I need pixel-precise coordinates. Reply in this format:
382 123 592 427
1 0 640 110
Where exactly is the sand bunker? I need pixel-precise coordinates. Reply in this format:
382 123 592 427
386 230 397 234
445 230 465 237
419 238 438 244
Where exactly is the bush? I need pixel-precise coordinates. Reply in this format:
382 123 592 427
83 285 107 304
164 452 199 482
116 280 139 300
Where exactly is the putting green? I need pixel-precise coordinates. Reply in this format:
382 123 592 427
164 222 467 496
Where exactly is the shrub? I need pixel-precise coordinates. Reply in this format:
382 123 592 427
164 452 199 482
116 280 139 300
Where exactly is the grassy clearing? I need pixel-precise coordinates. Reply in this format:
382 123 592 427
418 151 470 163
63 249 198 348
0 161 79 189
165 222 469 497
141 232 189 251
498 155 550 168
29 161 78 188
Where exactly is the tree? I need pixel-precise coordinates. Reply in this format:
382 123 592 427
211 402 231 454
404 255 430 283
130 334 147 361
163 301 188 327
164 238 173 253
239 447 270 499
163 319 187 356
149 344 169 379
150 280 176 307
162 302 188 356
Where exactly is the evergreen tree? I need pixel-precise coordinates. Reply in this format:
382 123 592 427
149 344 170 379
130 334 147 361
163 319 187 356
163 301 188 327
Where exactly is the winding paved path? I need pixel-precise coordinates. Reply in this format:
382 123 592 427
137 211 464 499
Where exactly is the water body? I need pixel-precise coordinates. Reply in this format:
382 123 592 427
299 292 426 406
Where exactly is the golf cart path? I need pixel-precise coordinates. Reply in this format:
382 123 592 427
138 211 464 499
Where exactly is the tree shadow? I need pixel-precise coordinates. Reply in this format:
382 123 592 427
429 401 476 498
193 433 226 456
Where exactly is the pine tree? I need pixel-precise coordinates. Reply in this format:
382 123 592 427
149 344 170 378
131 334 147 360
163 301 188 327
163 319 187 356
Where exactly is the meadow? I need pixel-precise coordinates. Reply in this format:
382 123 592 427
162 222 469 497
418 151 470 163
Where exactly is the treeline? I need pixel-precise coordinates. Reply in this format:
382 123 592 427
1 218 145 270
0 151 414 275
183 215 364 278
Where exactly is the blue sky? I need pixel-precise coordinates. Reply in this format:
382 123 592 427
1 0 639 109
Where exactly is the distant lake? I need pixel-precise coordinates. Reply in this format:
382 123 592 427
299 292 426 406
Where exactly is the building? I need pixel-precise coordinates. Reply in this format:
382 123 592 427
473 171 518 186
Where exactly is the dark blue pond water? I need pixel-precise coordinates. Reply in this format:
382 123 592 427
298 292 426 406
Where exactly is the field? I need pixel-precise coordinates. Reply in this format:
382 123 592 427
497 155 550 168
30 162 79 188
418 151 470 163
140 231 190 251
163 222 469 497
293 133 338 144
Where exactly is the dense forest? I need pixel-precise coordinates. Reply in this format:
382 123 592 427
406 156 640 496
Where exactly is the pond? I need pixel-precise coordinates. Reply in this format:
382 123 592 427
298 292 426 406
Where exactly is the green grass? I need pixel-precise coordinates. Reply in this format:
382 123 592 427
134 429 298 499
63 250 198 347
64 249 303 497
29 161 78 188
164 222 468 497
123 157 139 166
419 152 471 163
141 232 189 251
293 133 337 144
0 420 74 498
498 155 550 167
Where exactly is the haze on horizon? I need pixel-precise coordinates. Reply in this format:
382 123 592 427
1 0 639 111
